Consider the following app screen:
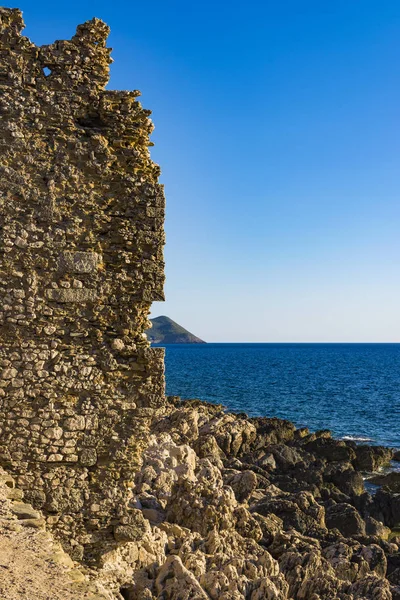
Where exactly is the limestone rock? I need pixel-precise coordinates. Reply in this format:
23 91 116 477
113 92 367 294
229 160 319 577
325 503 366 537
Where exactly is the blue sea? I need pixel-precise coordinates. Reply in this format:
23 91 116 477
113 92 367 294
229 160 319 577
157 343 400 448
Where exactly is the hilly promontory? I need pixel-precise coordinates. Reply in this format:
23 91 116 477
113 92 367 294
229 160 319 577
146 316 206 344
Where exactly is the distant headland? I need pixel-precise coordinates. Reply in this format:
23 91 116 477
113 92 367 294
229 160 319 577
146 315 206 344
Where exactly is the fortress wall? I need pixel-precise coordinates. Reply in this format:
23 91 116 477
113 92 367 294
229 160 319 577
0 8 165 561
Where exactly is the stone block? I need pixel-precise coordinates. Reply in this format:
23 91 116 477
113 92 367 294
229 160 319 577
59 251 100 273
46 288 98 303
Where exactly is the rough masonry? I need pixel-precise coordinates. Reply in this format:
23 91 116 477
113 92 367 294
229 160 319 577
0 7 165 562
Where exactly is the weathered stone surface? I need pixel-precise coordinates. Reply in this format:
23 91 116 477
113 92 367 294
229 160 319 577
0 6 165 561
0 467 112 599
1 8 399 600
46 288 99 303
325 502 366 537
59 251 100 274
354 445 393 473
368 471 400 492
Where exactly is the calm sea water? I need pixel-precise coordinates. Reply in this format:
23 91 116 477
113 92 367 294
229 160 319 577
156 343 400 448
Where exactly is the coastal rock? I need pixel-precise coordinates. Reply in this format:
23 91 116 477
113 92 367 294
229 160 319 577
354 446 393 473
371 489 400 529
199 413 257 456
251 490 326 535
305 437 356 462
350 574 392 599
365 516 391 540
257 452 277 470
193 434 225 467
166 459 240 536
324 463 365 497
277 543 346 599
368 471 400 492
251 417 296 446
268 444 304 470
325 503 366 537
155 556 209 599
223 469 258 503
134 434 197 499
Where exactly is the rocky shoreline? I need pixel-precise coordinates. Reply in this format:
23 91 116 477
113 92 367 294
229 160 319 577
1 395 400 599
0 8 399 598
89 396 399 599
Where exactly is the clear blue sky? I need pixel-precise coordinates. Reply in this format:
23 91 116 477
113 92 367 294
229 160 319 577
16 1 400 342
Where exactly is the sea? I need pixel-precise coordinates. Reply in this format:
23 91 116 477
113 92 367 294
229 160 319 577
156 343 400 449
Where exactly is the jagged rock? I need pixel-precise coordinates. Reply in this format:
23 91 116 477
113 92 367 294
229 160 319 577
153 408 200 444
359 544 387 577
323 541 362 582
268 444 304 470
193 434 225 468
223 469 258 503
155 555 209 599
326 503 366 537
257 452 277 470
368 471 400 492
350 574 392 599
372 488 400 528
353 446 393 472
387 553 400 585
251 417 296 447
199 414 257 456
278 544 347 599
166 459 240 536
365 516 391 540
324 463 365 497
251 490 326 536
134 434 197 500
305 437 356 462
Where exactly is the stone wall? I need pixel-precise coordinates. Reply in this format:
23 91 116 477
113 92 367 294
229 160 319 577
0 8 165 562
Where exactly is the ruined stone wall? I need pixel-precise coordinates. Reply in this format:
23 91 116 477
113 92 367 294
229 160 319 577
0 8 165 561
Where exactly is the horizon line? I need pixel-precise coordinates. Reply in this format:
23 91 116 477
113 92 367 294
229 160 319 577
153 341 400 344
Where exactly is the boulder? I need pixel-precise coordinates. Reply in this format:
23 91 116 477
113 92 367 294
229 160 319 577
305 437 356 462
368 471 400 492
350 574 392 599
223 469 257 503
324 463 364 497
155 555 209 599
354 445 393 472
268 444 304 471
325 503 366 537
257 452 277 471
251 491 326 535
372 489 400 528
358 544 387 578
199 414 257 457
251 417 296 446
365 516 391 540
